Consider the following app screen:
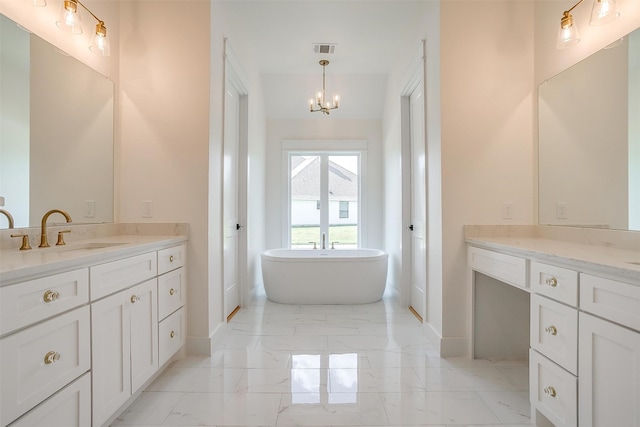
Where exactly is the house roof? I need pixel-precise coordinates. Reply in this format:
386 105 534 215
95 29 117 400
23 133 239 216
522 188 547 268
291 156 357 200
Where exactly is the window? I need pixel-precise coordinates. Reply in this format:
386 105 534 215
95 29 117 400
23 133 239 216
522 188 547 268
288 153 360 249
339 201 349 219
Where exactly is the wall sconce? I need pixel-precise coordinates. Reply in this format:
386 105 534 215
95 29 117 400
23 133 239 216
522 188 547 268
557 0 620 49
56 0 110 56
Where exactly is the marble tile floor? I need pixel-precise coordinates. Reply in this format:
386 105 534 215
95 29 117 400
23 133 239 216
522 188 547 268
111 297 534 427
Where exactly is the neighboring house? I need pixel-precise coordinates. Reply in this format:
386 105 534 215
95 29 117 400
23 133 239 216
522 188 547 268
290 156 358 226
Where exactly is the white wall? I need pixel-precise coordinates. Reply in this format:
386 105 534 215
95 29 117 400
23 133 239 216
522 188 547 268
439 0 535 355
118 1 213 352
266 119 383 251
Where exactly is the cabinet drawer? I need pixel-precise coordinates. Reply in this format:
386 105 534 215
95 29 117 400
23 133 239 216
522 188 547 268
580 273 640 332
529 349 577 427
468 246 527 289
90 252 157 300
158 268 186 321
0 306 90 426
0 269 89 336
530 261 578 307
158 244 186 275
158 307 185 367
8 372 91 427
530 294 578 375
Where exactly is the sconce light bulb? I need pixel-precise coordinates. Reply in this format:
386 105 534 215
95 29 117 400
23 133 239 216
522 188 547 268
557 11 580 49
90 22 110 56
590 0 620 25
56 0 82 34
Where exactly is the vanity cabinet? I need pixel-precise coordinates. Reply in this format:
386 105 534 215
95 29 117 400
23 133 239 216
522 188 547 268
467 242 640 427
578 273 640 427
0 237 187 427
0 271 90 427
157 245 186 367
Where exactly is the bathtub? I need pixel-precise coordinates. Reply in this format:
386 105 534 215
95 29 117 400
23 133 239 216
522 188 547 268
260 248 388 304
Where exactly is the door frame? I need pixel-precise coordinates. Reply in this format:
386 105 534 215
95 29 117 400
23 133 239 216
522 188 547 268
400 40 427 310
223 39 249 311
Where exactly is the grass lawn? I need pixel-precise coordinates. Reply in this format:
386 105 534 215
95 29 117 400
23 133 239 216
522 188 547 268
291 225 357 246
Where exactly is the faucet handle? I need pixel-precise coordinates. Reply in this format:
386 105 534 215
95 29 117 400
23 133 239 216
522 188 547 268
331 241 339 249
10 234 32 251
56 230 71 246
308 241 317 250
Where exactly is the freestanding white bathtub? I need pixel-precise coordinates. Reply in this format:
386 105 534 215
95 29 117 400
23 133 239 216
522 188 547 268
261 248 388 304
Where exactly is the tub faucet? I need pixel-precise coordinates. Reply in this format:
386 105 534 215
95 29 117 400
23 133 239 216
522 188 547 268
322 232 326 249
39 209 72 248
308 241 317 249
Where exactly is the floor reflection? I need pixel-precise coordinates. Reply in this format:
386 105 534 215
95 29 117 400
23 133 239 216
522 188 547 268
291 353 358 404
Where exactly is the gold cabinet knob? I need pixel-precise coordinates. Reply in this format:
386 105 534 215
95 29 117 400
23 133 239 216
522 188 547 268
545 277 558 287
130 295 140 304
169 288 176 296
544 386 557 398
169 255 174 263
545 325 558 336
43 290 60 303
170 330 176 338
44 351 61 365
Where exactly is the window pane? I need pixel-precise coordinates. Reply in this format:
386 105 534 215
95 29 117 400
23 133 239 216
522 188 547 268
290 155 320 248
328 155 358 248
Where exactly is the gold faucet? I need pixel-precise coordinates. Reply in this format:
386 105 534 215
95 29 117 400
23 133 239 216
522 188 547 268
39 209 72 248
0 209 14 229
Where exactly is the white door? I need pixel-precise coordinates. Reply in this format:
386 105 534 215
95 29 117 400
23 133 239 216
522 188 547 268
223 81 240 320
409 81 427 321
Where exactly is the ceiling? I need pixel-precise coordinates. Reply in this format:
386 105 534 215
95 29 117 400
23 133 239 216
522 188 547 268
219 1 432 119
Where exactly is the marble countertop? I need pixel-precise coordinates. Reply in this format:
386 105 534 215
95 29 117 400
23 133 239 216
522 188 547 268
466 235 640 283
0 234 187 285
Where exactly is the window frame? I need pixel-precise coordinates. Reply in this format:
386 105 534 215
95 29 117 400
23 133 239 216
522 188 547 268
282 140 368 249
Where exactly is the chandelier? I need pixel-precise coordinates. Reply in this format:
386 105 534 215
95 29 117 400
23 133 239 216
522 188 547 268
309 60 340 115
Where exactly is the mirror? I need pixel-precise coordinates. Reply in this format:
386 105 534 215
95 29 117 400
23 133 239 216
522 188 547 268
0 14 114 229
538 27 640 231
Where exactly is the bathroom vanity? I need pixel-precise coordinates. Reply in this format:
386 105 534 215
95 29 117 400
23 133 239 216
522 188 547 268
0 233 187 427
466 226 640 427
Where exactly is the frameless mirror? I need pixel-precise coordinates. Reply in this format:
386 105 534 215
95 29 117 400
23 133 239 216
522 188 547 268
538 27 640 231
0 14 114 229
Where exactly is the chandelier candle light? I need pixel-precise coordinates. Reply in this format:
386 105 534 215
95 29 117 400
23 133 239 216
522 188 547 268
310 60 340 115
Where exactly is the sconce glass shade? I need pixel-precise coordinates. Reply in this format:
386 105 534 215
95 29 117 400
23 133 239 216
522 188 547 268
56 0 83 34
90 22 110 56
557 11 580 49
589 0 619 25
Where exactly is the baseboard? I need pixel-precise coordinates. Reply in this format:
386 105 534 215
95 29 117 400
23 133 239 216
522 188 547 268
440 336 468 358
186 336 212 356
422 321 442 354
422 322 468 358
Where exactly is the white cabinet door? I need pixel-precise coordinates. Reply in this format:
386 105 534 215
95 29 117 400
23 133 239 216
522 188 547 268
91 279 158 427
579 312 640 427
91 288 131 427
129 279 158 393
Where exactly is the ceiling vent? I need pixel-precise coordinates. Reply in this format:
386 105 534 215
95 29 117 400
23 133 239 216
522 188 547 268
313 43 336 54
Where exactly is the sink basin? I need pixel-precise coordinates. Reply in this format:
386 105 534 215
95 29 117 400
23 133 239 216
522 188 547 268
54 242 126 252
